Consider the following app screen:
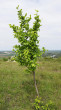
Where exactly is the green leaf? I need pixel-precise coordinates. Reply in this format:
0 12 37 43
16 5 19 9
9 6 43 73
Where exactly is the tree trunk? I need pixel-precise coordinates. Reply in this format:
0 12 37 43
33 71 39 97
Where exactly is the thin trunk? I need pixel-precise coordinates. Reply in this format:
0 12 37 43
33 71 39 97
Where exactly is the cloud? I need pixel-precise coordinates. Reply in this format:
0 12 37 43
0 0 61 50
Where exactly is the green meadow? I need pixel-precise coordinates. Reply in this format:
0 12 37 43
0 57 61 110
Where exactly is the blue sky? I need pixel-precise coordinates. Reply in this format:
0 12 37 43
0 0 61 50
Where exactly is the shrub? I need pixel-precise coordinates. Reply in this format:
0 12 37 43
3 57 8 61
33 96 57 110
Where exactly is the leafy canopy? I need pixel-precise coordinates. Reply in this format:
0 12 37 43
9 6 42 72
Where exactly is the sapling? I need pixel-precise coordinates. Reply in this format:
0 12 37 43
9 5 44 96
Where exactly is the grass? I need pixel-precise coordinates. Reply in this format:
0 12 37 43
0 58 61 110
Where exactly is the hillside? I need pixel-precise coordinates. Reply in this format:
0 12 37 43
0 58 61 110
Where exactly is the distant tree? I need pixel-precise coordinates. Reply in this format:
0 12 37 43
9 5 45 96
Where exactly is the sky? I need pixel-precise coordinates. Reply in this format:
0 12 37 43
0 0 61 51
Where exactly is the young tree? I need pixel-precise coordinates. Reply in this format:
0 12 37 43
9 5 44 97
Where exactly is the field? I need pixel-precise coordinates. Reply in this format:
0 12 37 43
0 57 61 110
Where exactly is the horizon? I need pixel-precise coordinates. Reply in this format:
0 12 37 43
0 49 61 52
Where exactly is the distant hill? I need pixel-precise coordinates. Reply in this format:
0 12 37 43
0 51 15 58
0 50 61 58
42 50 61 58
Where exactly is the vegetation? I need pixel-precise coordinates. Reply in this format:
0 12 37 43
0 4 61 110
0 57 61 110
33 96 56 110
9 6 45 96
